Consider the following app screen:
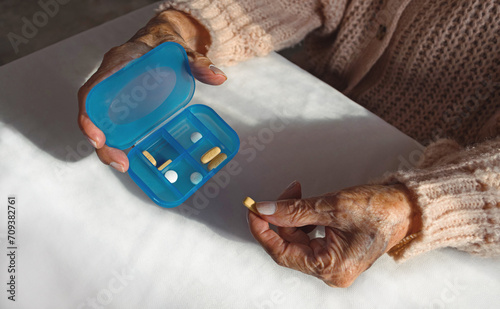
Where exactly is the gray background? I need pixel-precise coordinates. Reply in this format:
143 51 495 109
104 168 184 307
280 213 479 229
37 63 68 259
0 0 158 65
0 0 300 66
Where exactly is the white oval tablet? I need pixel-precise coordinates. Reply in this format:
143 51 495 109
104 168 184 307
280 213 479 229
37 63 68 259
165 170 178 183
190 132 202 143
190 172 203 185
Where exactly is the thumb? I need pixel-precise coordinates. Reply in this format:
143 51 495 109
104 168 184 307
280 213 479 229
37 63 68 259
255 196 336 227
186 50 227 85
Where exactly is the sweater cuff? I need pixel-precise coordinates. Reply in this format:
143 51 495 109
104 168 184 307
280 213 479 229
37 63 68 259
382 139 500 262
158 0 274 66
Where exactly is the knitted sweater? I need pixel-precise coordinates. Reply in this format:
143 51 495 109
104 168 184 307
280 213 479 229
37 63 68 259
158 0 500 261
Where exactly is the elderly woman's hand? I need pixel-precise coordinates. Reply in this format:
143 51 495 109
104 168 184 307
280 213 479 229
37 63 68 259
248 181 421 287
78 10 225 172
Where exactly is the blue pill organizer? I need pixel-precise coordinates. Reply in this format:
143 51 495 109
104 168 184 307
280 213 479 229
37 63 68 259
86 42 240 207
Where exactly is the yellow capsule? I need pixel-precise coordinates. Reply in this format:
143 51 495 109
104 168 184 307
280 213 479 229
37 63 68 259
201 146 221 164
208 153 227 171
157 159 172 171
243 197 258 214
142 150 157 166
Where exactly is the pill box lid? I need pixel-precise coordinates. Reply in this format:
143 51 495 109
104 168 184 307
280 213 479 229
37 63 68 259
86 42 195 150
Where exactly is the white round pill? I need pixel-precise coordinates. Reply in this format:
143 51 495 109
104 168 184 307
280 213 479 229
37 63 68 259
165 170 178 183
190 172 203 185
190 132 202 143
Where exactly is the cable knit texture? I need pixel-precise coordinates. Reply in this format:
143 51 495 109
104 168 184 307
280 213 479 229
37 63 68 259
158 0 500 261
355 1 500 145
158 0 328 65
384 137 500 261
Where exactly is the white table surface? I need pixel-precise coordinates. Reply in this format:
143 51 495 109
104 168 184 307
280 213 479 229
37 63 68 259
1 3 499 309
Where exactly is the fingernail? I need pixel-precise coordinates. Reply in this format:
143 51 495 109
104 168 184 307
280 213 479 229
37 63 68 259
209 64 227 78
256 202 276 215
283 180 298 193
110 162 125 173
87 137 97 148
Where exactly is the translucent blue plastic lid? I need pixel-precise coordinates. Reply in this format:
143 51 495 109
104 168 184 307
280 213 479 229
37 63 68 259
86 42 195 149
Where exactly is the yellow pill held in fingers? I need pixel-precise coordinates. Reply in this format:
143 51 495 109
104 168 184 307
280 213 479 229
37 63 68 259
158 159 172 171
142 150 157 166
201 147 221 164
207 153 227 171
243 197 258 214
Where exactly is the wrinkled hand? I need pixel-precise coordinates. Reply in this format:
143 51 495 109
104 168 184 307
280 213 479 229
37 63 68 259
78 10 225 172
248 182 420 287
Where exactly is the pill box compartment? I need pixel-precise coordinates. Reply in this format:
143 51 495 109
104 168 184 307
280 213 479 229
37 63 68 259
128 105 239 206
86 42 240 207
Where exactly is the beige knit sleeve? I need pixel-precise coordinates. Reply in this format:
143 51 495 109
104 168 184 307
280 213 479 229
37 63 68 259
158 0 347 66
383 137 500 262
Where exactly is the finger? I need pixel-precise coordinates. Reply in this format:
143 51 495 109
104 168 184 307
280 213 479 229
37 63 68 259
248 211 313 268
149 10 224 85
255 196 336 227
278 227 310 245
77 73 114 149
276 181 310 244
309 238 327 256
162 34 227 85
277 181 302 200
77 113 106 149
186 49 227 85
95 145 129 173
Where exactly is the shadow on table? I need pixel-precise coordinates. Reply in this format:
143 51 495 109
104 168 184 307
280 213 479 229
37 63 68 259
0 71 400 243
112 114 396 244
1 56 410 244
0 50 101 163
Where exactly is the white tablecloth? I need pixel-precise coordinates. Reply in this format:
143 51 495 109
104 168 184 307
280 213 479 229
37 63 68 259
1 3 499 309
